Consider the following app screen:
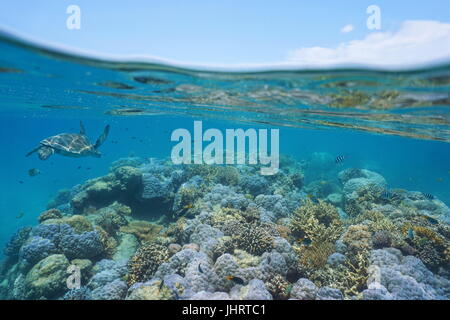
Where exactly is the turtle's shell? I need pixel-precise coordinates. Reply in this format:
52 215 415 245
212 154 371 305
40 133 93 156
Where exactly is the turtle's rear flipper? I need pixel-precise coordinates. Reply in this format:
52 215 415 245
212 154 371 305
94 125 110 149
80 121 86 135
25 146 40 157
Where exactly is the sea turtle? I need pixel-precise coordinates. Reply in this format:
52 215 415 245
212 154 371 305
26 121 110 160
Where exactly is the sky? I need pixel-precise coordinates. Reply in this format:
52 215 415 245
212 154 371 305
0 0 450 68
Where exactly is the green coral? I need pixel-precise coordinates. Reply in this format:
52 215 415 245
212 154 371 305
24 254 70 299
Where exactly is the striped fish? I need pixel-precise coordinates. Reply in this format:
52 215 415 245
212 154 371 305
335 155 346 164
423 192 434 200
381 189 392 200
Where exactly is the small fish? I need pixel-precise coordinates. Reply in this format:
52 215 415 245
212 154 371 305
381 189 392 200
225 276 245 285
448 171 450 175
86 167 91 171
407 228 415 240
16 211 25 219
18 180 24 184
307 194 319 203
198 263 204 274
77 166 82 170
159 280 164 290
28 168 40 177
286 284 294 296
420 215 439 225
423 193 434 200
298 237 312 246
335 155 346 164
436 177 444 182
183 203 194 210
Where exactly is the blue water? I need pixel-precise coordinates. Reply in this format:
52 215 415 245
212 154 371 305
0 31 449 257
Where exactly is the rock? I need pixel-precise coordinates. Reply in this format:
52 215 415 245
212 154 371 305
326 193 343 207
168 243 182 255
316 287 344 300
290 278 318 300
190 291 231 300
113 233 139 265
182 243 200 251
91 279 128 300
327 252 347 267
241 279 273 300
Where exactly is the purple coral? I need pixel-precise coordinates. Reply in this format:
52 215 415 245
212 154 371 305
59 231 105 260
19 236 58 265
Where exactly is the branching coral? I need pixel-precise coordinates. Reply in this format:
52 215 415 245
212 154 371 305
401 222 449 271
348 210 397 233
296 241 336 272
307 250 370 298
290 199 343 243
127 242 170 286
265 274 291 300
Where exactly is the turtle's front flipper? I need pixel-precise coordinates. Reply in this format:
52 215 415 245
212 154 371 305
94 125 110 149
38 146 54 160
25 146 40 157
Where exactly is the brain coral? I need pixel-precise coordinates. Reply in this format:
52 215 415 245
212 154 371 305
19 236 58 266
24 254 70 299
59 231 105 260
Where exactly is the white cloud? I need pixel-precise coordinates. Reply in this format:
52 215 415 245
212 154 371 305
288 20 450 68
340 24 354 34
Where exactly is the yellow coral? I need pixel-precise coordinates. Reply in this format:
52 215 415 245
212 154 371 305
296 241 335 271
290 199 343 243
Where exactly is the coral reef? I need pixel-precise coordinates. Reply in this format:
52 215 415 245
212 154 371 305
1 155 449 300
